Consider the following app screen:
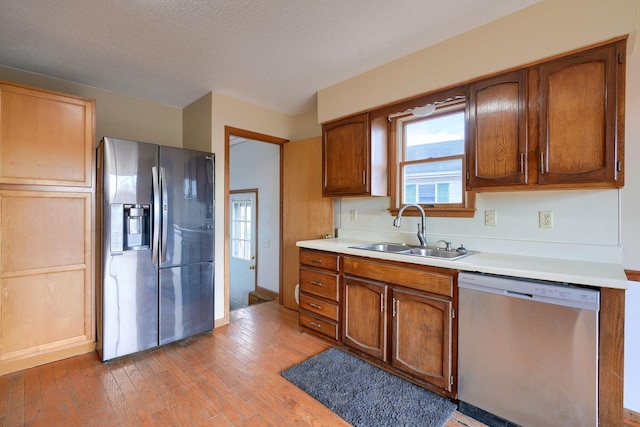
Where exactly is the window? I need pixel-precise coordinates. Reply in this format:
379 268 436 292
230 199 253 260
389 97 474 217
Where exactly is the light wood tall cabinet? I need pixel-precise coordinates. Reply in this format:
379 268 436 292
0 81 95 375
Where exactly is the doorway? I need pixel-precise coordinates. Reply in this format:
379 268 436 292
229 190 257 310
226 127 287 316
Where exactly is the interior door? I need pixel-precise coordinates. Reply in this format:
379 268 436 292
282 137 334 310
229 191 257 309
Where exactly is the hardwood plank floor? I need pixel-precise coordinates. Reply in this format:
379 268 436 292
0 301 484 426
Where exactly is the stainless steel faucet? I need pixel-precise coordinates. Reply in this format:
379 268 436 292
393 203 427 247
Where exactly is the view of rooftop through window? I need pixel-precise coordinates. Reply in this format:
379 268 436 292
401 109 465 205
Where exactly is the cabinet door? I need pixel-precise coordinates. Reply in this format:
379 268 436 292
391 288 453 392
0 191 93 358
342 277 387 361
322 114 369 196
467 70 527 188
0 83 95 187
537 43 621 185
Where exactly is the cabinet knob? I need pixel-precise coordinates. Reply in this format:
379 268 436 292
309 303 322 310
310 280 323 287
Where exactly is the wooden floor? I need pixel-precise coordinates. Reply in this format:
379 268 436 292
0 301 484 426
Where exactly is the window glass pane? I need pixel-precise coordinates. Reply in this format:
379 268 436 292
404 184 417 203
231 200 252 260
402 159 463 204
405 111 465 161
417 184 435 204
436 182 450 203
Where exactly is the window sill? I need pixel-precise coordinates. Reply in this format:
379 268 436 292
389 207 476 218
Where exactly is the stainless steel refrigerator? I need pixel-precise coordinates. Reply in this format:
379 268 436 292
96 137 215 361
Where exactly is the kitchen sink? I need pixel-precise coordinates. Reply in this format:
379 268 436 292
351 243 413 253
350 242 475 260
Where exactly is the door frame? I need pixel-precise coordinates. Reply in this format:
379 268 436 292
224 127 288 324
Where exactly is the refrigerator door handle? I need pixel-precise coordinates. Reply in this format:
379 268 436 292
160 166 168 263
151 166 161 264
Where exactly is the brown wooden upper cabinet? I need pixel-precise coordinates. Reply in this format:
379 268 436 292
536 41 623 187
467 70 528 188
0 82 95 187
468 39 625 190
322 113 387 197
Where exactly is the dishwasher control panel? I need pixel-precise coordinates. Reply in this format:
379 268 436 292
458 272 599 311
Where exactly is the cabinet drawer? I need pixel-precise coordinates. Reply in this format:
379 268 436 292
299 311 338 340
299 268 339 301
300 249 339 272
299 293 338 321
343 257 454 297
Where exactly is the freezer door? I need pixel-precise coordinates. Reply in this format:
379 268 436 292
100 252 159 360
102 137 157 207
159 262 214 345
158 146 214 268
99 138 160 361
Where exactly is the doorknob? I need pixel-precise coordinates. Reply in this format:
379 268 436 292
249 265 255 270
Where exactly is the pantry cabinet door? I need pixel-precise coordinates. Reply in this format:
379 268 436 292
0 82 94 187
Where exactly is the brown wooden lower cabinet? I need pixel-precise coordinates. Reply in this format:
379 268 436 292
391 287 453 392
342 277 388 361
298 249 341 341
341 256 457 398
298 249 624 421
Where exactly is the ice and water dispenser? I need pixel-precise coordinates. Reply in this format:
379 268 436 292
110 203 151 252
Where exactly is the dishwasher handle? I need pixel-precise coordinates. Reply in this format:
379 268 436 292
504 290 533 300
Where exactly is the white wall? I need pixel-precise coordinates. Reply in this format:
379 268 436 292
230 140 281 294
337 189 622 262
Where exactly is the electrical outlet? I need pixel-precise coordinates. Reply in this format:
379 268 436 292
484 210 497 227
539 210 553 228
350 209 358 221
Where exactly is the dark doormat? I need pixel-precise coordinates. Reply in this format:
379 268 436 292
281 347 456 427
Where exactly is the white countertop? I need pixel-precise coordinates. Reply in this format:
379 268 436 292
296 238 628 289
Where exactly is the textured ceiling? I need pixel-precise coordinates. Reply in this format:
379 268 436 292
0 0 539 115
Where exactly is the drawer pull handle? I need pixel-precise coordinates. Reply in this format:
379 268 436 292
309 303 322 310
310 280 323 287
310 258 323 264
309 321 322 328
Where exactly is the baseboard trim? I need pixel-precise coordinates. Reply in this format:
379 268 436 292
0 341 95 376
625 408 640 426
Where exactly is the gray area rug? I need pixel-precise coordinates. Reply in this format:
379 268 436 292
281 347 457 427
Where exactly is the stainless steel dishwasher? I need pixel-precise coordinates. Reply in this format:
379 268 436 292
458 272 600 427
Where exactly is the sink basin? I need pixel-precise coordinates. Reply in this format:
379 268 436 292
350 242 474 260
351 243 412 253
407 247 465 259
